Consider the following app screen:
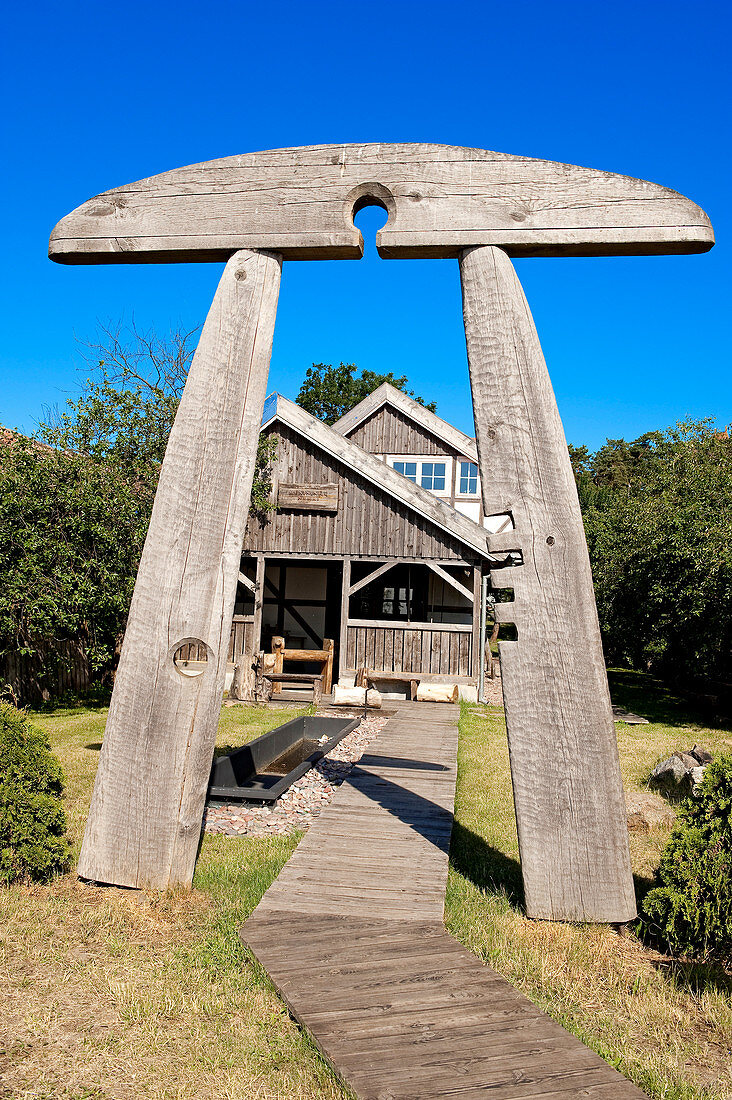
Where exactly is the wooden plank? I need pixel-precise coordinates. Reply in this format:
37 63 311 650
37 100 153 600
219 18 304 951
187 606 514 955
50 143 713 264
252 555 265 650
277 481 339 511
424 560 474 602
332 381 479 462
459 245 635 923
242 703 647 1100
237 570 256 594
340 557 351 678
348 560 393 597
77 248 281 890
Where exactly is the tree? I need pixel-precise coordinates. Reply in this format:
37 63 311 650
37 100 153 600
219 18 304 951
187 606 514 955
574 420 732 684
0 322 277 693
295 362 437 424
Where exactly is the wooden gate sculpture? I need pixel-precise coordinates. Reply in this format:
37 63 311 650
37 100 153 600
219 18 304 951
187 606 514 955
49 144 713 921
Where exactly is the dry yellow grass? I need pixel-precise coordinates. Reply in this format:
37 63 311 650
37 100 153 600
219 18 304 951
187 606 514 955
2 674 731 1098
1 702 349 1100
446 670 732 1100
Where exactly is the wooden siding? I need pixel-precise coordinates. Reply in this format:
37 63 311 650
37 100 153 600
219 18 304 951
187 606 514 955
345 404 461 456
244 424 478 562
345 623 473 678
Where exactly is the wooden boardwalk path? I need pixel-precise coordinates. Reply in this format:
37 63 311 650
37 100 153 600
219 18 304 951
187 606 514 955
242 703 646 1099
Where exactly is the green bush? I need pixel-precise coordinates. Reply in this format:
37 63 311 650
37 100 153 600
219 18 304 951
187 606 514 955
637 753 732 961
0 702 71 884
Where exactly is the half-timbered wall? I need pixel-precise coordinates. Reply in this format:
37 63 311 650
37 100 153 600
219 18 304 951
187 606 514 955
244 424 479 563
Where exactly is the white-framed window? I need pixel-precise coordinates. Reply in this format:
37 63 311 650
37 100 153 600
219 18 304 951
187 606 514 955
458 460 479 496
388 456 452 497
420 461 446 492
392 460 417 483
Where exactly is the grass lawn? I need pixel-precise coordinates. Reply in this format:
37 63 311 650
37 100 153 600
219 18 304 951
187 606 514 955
1 673 731 1099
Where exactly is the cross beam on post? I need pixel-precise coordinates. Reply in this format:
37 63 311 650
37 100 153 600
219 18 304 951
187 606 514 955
51 144 713 917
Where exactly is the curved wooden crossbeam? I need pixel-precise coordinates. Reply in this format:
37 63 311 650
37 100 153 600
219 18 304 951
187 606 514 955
49 142 713 264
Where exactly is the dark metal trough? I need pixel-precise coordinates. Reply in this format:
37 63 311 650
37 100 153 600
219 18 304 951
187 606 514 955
208 715 359 802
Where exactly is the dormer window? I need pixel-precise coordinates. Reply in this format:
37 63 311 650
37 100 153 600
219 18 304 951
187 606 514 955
393 461 417 483
420 462 446 492
459 461 479 495
389 456 452 497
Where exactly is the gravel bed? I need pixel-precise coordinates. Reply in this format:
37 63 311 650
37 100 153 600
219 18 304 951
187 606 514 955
203 713 387 838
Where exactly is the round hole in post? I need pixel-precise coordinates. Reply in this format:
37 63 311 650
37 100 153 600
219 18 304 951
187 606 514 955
171 638 213 678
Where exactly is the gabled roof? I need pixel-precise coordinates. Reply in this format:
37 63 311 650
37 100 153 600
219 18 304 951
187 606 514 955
331 382 479 462
261 394 490 560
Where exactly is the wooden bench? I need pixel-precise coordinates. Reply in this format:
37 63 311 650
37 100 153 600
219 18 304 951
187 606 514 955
271 637 334 696
355 667 421 701
262 671 323 705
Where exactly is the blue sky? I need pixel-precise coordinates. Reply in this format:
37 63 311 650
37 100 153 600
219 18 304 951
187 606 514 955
2 0 729 449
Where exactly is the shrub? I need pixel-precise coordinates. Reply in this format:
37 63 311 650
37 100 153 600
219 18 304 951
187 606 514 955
0 702 71 884
637 753 732 961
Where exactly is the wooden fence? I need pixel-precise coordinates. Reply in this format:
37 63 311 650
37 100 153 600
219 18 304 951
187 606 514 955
1 640 91 704
345 621 474 679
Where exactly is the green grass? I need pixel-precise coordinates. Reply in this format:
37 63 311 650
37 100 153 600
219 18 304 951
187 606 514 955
1 702 347 1100
2 675 731 1098
446 672 732 1100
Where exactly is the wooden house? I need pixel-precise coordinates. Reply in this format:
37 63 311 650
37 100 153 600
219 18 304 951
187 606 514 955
230 385 507 699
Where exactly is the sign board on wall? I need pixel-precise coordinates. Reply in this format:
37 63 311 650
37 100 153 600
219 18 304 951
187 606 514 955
276 482 339 511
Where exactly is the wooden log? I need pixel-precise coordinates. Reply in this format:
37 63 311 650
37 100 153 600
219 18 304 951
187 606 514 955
366 688 382 710
323 638 334 694
333 686 367 707
459 244 636 923
332 685 382 708
231 653 257 702
49 144 713 264
77 248 281 891
415 683 459 704
271 636 284 695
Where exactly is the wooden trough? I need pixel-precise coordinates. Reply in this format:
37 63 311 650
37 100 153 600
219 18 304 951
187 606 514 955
208 715 358 802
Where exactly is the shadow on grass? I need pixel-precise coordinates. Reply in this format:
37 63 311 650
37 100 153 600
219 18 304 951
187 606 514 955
31 690 111 715
609 668 732 734
449 819 525 909
650 956 732 996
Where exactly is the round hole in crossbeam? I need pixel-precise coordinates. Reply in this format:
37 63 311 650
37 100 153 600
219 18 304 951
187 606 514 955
345 182 395 250
172 638 212 678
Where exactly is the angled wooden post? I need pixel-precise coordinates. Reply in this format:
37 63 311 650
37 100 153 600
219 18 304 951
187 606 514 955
78 248 281 890
460 244 636 922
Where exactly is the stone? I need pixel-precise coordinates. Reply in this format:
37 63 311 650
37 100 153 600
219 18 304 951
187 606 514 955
650 752 698 792
625 791 677 833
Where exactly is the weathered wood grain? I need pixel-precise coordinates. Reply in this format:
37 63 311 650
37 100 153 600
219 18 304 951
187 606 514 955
253 399 489 559
459 245 636 923
49 143 713 264
77 248 281 890
242 704 647 1099
333 381 480 461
